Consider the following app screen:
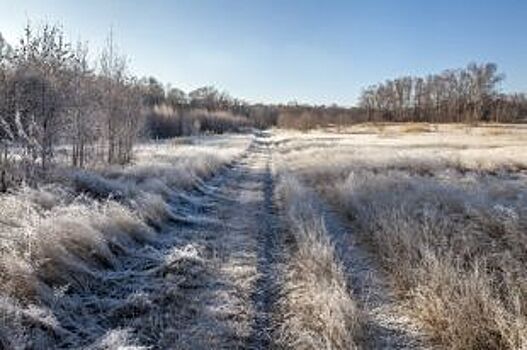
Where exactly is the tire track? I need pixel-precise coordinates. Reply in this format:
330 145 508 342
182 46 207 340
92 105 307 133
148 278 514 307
153 134 273 348
144 131 283 349
312 199 431 349
247 134 282 349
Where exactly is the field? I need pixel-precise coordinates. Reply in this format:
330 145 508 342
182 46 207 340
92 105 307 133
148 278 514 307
273 123 527 349
1 124 526 349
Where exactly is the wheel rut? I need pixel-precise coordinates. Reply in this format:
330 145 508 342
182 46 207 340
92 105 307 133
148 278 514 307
247 134 282 349
312 199 431 349
146 131 284 349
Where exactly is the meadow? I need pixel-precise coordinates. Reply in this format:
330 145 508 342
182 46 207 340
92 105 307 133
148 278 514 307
272 123 527 349
1 124 526 349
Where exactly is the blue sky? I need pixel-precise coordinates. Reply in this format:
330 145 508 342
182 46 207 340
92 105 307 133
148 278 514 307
0 0 526 105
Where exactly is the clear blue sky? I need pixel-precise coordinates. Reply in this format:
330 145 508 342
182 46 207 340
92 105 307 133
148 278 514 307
0 0 526 105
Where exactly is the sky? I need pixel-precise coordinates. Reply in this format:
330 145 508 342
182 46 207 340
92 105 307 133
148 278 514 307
0 0 526 105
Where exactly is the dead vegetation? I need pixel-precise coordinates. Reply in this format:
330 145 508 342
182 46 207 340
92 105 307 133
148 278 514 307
0 134 251 348
332 171 527 349
1 118 526 349
274 174 360 349
273 124 527 349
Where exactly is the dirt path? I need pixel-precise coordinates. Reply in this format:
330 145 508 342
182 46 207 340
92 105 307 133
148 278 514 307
162 131 428 349
178 131 282 349
313 199 430 349
47 132 284 349
247 134 282 349
133 132 284 349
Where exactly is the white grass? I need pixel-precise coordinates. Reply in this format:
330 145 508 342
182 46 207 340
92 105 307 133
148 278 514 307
272 124 527 349
274 173 360 349
0 133 252 348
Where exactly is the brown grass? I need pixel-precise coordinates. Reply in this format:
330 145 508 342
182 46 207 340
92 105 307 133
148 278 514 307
400 123 434 133
326 170 526 349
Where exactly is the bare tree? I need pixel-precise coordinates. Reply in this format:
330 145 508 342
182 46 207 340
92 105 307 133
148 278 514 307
66 41 100 167
8 24 74 169
99 31 142 164
358 62 513 124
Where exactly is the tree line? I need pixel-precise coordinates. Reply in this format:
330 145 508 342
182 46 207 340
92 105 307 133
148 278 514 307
275 63 527 130
275 103 364 130
140 80 279 137
359 63 527 123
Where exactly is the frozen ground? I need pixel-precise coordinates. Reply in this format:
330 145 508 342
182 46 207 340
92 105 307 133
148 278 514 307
1 125 525 349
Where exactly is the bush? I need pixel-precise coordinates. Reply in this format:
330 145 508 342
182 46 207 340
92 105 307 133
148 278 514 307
146 105 252 138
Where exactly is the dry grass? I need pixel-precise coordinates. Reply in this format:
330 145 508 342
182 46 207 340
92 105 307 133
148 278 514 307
400 122 434 133
332 171 526 349
0 134 252 348
274 174 360 349
272 123 527 349
274 123 527 177
3 124 526 348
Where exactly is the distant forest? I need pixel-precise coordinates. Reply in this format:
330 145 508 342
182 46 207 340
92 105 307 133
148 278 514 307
134 62 527 132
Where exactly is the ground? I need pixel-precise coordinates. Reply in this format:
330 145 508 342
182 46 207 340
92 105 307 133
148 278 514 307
1 124 526 349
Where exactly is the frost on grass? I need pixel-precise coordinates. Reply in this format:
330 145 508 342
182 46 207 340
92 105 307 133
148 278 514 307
89 328 148 350
0 134 251 348
275 174 360 350
273 125 527 350
331 171 527 349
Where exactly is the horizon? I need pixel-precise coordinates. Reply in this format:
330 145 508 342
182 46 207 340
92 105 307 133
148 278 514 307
0 0 526 106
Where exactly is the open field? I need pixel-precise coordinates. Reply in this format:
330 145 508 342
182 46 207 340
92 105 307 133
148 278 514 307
273 123 527 349
1 124 526 349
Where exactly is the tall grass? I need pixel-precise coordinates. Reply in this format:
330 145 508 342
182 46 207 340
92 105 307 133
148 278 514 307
0 134 252 348
328 170 526 349
273 125 527 349
275 174 360 349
